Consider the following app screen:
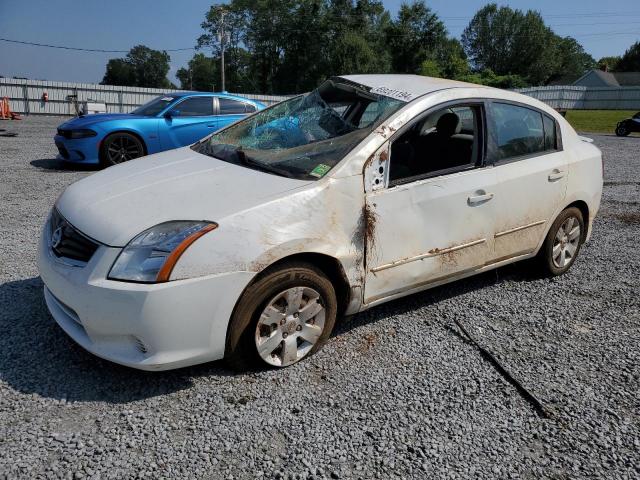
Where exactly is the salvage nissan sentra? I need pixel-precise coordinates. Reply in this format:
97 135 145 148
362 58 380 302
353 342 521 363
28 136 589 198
38 75 603 370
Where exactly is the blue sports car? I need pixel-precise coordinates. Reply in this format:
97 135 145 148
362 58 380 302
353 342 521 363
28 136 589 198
54 92 265 167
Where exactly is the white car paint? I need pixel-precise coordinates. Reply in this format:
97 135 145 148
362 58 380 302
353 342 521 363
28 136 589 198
39 74 603 370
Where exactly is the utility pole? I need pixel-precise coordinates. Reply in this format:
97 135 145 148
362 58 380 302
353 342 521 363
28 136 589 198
218 9 226 92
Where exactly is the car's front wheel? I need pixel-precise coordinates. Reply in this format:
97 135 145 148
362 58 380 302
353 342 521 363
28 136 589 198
615 124 630 137
100 132 145 167
225 261 337 370
537 207 584 276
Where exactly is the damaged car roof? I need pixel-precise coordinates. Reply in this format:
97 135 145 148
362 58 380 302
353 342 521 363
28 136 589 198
338 74 490 102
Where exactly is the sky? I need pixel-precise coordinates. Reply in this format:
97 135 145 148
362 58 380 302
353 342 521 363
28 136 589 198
0 0 638 87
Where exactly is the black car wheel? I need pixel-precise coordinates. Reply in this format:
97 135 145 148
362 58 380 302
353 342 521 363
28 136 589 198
615 124 630 137
100 133 145 167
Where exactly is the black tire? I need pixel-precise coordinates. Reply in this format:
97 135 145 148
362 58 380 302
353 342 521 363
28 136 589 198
536 207 585 277
615 125 630 137
225 261 337 371
100 132 145 167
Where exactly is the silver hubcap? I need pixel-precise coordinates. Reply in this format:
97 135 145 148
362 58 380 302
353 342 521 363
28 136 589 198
552 216 581 268
255 287 325 367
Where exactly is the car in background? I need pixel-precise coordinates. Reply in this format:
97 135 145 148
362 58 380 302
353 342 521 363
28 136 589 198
39 75 602 371
615 112 640 136
54 93 265 167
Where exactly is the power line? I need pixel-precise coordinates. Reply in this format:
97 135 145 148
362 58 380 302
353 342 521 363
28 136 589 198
0 37 196 53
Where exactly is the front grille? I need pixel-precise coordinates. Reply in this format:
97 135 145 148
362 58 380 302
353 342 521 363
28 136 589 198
55 141 70 159
49 209 99 263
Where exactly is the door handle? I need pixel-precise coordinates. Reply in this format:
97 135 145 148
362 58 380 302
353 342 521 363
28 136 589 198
467 192 494 205
548 169 565 181
207 124 217 128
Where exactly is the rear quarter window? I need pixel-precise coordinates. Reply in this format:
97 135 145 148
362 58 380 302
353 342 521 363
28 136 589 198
543 114 558 150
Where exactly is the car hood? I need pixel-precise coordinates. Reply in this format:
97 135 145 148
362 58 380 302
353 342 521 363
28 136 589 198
58 113 151 129
56 147 313 246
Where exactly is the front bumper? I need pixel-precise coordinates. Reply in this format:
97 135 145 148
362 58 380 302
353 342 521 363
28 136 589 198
38 221 255 370
54 134 100 164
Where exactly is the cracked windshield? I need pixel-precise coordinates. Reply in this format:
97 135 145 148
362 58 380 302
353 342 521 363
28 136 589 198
193 79 404 180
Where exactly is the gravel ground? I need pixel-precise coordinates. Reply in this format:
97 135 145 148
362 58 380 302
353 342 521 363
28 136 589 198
1 116 639 479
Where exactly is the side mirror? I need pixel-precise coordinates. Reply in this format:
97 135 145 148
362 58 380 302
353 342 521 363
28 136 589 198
164 109 180 118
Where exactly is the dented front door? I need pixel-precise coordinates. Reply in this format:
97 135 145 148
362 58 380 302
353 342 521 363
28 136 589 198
363 146 498 304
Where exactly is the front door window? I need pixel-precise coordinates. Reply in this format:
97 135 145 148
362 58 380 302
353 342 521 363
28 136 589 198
389 105 482 185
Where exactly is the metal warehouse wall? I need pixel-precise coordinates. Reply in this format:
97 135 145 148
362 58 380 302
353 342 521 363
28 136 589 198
0 78 293 115
514 85 640 110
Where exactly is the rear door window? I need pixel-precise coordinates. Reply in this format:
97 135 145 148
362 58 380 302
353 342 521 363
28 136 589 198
489 103 546 160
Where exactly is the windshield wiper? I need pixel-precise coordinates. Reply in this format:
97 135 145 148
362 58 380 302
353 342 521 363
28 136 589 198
235 148 295 179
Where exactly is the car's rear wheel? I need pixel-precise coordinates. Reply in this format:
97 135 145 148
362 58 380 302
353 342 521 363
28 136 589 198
615 124 630 137
537 207 584 276
225 261 337 370
100 132 145 167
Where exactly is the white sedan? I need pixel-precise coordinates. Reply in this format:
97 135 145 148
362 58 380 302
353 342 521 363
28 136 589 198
38 75 603 371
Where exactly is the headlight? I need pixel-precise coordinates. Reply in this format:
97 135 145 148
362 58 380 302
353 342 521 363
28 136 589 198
108 221 218 283
68 129 97 139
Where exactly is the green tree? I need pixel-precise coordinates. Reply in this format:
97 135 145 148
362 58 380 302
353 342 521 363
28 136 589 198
419 59 442 78
462 4 558 85
232 0 292 93
330 30 383 74
435 38 470 79
457 69 527 89
176 53 218 91
617 41 640 72
597 56 621 72
194 0 463 93
551 36 595 81
325 0 391 78
102 45 172 88
197 0 393 94
102 58 135 87
197 4 255 92
274 0 332 93
385 1 447 74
